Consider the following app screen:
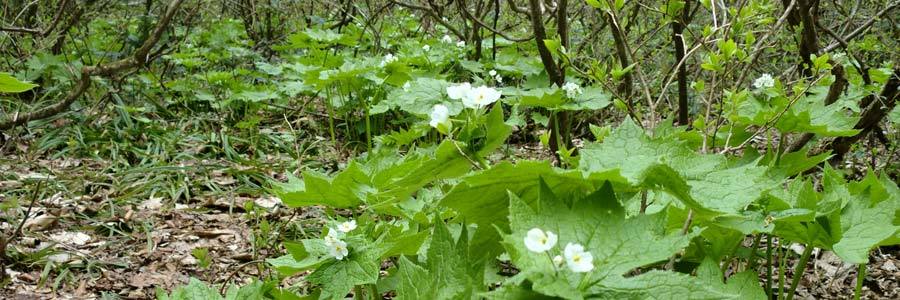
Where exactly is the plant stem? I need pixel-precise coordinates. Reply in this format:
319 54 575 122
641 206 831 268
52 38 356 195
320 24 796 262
551 110 566 166
786 244 813 300
766 235 773 299
665 209 693 270
855 263 866 300
778 244 787 299
353 285 364 300
364 96 372 152
747 234 763 271
324 89 337 146
367 284 378 300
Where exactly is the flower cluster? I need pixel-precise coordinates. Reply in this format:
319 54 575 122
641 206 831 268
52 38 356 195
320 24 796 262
323 220 357 260
440 34 466 48
562 82 583 98
446 82 502 109
379 53 398 67
422 45 430 52
524 228 594 273
753 73 775 90
489 69 503 84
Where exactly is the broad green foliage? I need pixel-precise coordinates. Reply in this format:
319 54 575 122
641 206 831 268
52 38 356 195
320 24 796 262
266 113 899 298
0 72 39 93
273 141 472 212
731 84 861 137
373 78 455 115
579 118 778 215
395 220 482 299
159 278 276 300
11 1 896 297
503 85 611 111
502 182 705 299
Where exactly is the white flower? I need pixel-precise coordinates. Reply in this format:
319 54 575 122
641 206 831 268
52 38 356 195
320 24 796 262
495 75 503 83
489 70 497 76
338 220 357 233
379 53 398 67
446 82 472 100
564 243 594 273
327 239 349 260
562 82 583 98
753 73 775 89
441 35 453 44
553 255 564 266
456 40 466 48
463 85 502 109
402 81 411 92
523 228 558 253
422 45 430 52
324 229 340 245
429 104 450 129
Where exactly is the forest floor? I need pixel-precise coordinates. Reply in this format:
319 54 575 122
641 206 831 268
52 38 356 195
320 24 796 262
0 134 898 299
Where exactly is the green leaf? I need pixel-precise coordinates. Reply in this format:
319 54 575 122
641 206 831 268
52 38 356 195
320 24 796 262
696 258 766 300
273 165 369 208
160 278 224 300
395 219 482 299
597 271 741 299
503 182 701 297
268 239 330 276
543 39 561 55
585 0 605 9
832 197 899 263
374 78 458 115
578 118 777 215
478 104 512 156
441 160 604 229
275 141 471 212
306 247 380 299
0 72 39 93
506 86 611 111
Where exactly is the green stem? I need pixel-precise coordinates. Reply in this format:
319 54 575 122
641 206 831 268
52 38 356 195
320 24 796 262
551 110 566 166
855 263 866 300
324 89 337 146
364 96 372 151
576 272 593 291
766 235 773 299
747 234 763 271
778 244 788 299
353 285 364 300
774 132 787 166
786 244 813 300
367 284 378 300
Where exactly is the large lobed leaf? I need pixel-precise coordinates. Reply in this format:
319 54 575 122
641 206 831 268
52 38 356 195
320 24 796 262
578 118 777 216
502 181 723 299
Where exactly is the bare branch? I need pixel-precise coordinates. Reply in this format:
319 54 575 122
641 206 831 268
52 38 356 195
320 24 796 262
0 0 187 131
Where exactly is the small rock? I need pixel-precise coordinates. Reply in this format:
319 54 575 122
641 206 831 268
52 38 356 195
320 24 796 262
180 255 198 266
882 260 898 272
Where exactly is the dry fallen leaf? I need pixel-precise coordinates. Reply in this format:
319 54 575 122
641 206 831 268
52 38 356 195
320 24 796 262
254 196 281 209
139 196 164 210
24 214 57 231
49 231 92 246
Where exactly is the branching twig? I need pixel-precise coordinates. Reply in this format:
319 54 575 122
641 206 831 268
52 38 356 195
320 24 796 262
0 0 187 131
